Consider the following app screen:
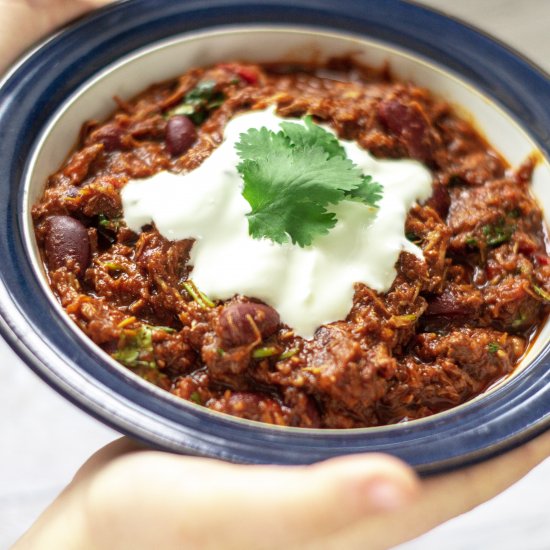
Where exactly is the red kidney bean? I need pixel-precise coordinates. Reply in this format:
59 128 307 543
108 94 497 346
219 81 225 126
217 302 280 347
166 115 197 156
43 215 90 275
378 98 433 161
90 123 127 151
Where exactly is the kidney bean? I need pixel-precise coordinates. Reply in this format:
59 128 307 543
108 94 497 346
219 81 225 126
43 215 90 275
217 302 280 347
90 123 127 151
378 98 433 162
166 115 197 156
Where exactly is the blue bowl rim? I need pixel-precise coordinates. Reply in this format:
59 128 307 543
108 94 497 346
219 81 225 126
0 0 549 474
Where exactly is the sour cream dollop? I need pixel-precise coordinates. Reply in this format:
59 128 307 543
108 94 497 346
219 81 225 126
121 109 433 338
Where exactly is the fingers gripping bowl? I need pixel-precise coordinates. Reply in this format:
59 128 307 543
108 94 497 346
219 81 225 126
1 0 549 472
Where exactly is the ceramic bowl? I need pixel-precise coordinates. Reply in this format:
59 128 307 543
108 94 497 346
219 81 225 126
1 0 549 474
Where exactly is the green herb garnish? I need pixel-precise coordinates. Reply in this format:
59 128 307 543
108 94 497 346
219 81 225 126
98 214 122 232
102 261 124 272
182 280 215 309
113 325 156 369
482 221 516 247
465 236 478 247
252 346 299 360
235 115 382 247
112 324 176 368
511 313 528 328
279 348 299 360
252 346 280 359
169 80 225 125
98 213 109 227
533 284 550 303
487 342 500 354
189 391 202 405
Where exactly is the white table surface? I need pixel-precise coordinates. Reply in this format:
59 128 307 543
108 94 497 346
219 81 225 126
1 1 549 548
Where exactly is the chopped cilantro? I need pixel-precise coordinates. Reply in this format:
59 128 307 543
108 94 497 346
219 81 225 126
98 214 122 232
487 342 500 354
465 236 478 247
102 261 124 272
235 116 382 247
482 221 515 247
182 280 215 309
112 324 175 368
113 325 155 369
186 80 217 101
533 284 550 303
98 213 109 227
252 346 280 359
189 391 202 405
252 346 299 360
169 80 225 125
279 348 299 360
511 313 527 328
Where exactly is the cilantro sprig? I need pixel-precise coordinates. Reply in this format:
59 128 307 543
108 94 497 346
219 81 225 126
169 80 225 125
235 115 382 247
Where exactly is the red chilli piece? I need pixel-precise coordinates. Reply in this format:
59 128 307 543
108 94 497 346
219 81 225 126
235 66 259 85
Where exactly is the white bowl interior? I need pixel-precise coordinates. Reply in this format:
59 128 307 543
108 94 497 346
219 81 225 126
24 27 550 404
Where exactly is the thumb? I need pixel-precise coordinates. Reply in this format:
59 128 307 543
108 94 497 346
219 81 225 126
83 450 419 550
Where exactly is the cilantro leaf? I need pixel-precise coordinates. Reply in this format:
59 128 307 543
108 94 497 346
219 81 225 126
487 342 500 354
186 79 217 101
169 80 225 125
279 115 346 159
482 221 516 247
236 126 290 163
345 175 384 206
113 325 155 369
246 192 337 246
239 143 356 245
236 115 382 247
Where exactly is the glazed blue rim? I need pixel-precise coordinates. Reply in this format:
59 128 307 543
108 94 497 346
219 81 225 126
1 0 549 475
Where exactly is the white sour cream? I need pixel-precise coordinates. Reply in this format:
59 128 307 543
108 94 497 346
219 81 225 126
121 109 433 338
